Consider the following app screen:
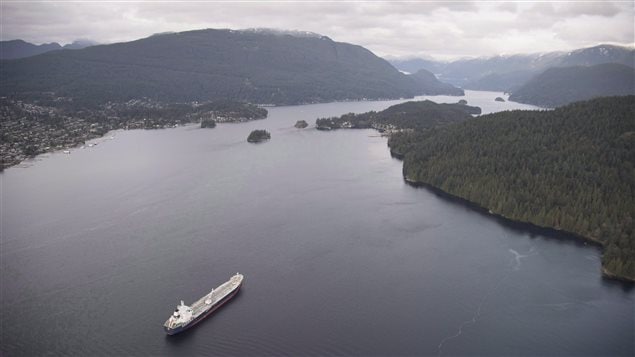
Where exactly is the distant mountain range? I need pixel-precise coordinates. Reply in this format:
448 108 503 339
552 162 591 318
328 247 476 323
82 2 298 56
391 58 446 75
390 44 635 92
5 31 630 108
62 39 100 50
0 28 461 106
408 69 464 96
0 39 98 59
509 63 635 107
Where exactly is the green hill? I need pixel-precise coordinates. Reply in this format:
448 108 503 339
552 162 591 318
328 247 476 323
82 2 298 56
0 39 62 60
389 96 635 281
1 28 431 106
408 69 464 96
509 63 635 107
316 100 479 132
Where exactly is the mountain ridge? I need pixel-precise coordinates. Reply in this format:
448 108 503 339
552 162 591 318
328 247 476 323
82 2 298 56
0 39 98 59
1 28 462 106
408 69 464 96
509 63 635 107
0 39 62 60
390 44 635 91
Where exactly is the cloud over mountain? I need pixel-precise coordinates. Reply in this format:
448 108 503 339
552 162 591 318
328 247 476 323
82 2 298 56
2 1 633 60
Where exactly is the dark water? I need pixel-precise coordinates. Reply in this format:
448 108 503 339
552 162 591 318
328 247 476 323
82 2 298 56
1 91 633 356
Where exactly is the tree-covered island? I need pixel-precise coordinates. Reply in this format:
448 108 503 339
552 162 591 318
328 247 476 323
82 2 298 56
294 120 309 128
247 129 271 143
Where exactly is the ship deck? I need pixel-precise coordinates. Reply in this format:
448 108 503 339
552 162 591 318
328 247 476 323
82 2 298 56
190 275 242 316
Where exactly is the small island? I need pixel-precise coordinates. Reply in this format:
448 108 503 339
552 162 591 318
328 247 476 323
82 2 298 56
294 120 309 128
247 130 271 143
201 118 216 128
495 97 506 102
458 99 468 105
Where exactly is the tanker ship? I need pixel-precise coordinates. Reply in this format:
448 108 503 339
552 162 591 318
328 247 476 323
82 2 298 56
164 273 243 335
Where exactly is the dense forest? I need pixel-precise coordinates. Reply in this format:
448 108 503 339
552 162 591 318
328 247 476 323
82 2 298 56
193 100 267 121
388 96 635 280
315 100 480 132
0 28 452 106
509 63 635 107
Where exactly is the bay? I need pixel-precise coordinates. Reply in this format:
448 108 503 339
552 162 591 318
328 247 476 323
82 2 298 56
1 91 632 356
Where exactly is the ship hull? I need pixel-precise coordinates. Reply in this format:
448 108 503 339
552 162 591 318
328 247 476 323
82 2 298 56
164 283 241 335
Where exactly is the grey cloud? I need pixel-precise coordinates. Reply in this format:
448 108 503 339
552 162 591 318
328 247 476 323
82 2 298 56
557 2 621 18
354 1 478 16
1 1 632 60
497 2 518 13
523 1 621 18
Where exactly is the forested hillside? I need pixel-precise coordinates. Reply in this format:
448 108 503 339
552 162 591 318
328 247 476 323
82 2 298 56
389 96 635 280
0 39 62 59
1 28 439 106
509 63 635 107
316 100 479 131
407 69 464 96
0 39 97 59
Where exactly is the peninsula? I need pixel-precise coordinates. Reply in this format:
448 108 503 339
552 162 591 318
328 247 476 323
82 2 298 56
315 100 480 133
388 96 635 281
0 97 267 170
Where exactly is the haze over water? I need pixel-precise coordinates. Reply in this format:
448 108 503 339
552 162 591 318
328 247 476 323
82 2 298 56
1 91 633 356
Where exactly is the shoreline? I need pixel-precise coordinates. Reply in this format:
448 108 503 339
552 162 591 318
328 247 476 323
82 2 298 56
1 129 117 172
1 125 183 172
3 91 515 172
402 175 634 283
602 267 635 283
1 115 269 172
337 121 632 283
7 95 629 283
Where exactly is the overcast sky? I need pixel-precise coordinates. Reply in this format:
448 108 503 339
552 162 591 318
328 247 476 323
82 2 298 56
1 1 633 60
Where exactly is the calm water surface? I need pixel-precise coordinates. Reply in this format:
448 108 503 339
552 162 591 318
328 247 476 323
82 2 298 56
1 91 633 356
